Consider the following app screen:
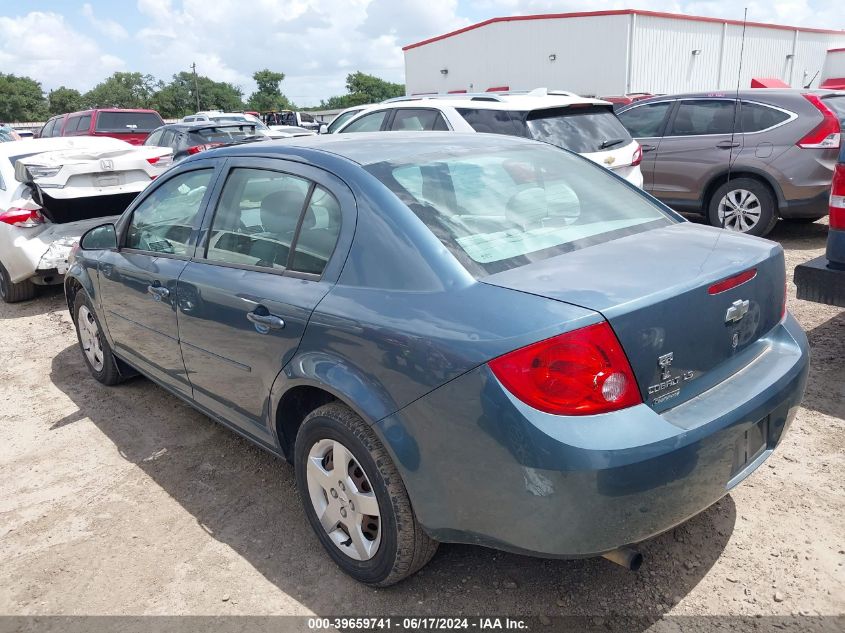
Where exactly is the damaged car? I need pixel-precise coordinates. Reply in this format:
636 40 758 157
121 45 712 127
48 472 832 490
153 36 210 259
0 137 173 303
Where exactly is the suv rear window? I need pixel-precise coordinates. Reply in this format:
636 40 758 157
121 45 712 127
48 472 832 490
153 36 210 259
525 106 633 154
95 111 164 133
366 144 671 276
456 109 525 136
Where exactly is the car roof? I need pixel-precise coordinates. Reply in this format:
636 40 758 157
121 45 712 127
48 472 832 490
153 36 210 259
207 131 541 166
366 94 611 112
622 88 845 106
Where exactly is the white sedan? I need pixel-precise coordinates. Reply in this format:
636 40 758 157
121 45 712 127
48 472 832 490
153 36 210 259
0 137 172 303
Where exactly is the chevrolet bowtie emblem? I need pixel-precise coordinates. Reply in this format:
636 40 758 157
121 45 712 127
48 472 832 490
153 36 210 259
725 299 750 323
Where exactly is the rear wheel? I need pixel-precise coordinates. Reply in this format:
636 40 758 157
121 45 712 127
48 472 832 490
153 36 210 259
707 178 777 237
0 262 37 304
295 403 437 586
73 291 124 385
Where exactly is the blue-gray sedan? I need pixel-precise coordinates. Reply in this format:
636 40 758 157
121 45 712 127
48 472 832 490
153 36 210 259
65 133 809 585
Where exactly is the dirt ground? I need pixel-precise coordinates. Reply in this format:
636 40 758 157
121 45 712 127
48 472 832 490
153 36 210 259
0 218 843 628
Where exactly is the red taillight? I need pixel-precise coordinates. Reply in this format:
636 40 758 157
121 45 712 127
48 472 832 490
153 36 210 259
187 143 223 155
488 322 642 416
631 144 643 167
0 208 44 227
830 163 845 230
797 95 841 149
708 268 757 295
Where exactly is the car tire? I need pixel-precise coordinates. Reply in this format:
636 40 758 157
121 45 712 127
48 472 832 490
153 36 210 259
707 178 777 237
295 402 437 586
0 262 37 304
73 291 124 386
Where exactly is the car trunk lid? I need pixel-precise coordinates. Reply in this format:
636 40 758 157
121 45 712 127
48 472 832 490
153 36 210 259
482 223 786 412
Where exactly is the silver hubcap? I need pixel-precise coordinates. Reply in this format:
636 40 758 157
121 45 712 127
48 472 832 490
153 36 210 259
717 189 762 232
77 305 105 372
306 438 381 561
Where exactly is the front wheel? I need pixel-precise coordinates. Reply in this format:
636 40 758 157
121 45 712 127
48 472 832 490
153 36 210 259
73 291 124 385
707 178 777 237
294 403 437 586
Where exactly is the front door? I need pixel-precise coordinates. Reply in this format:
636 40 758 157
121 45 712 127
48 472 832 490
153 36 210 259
650 98 742 208
98 166 218 394
176 160 347 442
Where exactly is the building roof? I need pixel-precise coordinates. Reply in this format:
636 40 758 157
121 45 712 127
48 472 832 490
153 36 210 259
403 9 845 51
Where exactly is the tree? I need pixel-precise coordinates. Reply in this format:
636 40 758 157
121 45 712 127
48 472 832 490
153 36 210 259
0 74 48 122
318 71 405 109
82 72 161 109
48 87 82 115
152 72 244 118
247 69 293 112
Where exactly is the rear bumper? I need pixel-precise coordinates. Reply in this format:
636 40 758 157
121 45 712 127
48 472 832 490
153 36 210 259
778 190 830 219
794 253 845 307
378 315 809 557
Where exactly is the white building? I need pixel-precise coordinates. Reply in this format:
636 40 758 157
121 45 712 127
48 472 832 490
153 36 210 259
402 9 845 97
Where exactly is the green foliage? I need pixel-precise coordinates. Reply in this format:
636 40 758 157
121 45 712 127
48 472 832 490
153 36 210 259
319 71 404 109
247 69 293 112
0 73 48 121
48 87 83 115
82 72 162 109
153 72 244 118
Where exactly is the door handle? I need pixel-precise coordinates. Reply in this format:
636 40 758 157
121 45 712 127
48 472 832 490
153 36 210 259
147 285 170 301
716 141 740 149
641 144 657 153
247 311 285 331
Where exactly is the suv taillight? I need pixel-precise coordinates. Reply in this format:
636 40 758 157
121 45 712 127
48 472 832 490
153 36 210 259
0 208 44 227
631 144 643 167
797 95 841 149
488 322 642 416
187 143 224 155
830 162 845 230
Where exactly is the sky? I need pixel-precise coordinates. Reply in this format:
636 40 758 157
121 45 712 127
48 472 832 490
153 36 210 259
0 1 843 106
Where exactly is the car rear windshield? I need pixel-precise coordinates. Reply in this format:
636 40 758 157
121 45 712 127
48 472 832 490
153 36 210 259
822 95 845 119
188 125 259 143
526 106 633 154
366 144 672 276
95 112 163 133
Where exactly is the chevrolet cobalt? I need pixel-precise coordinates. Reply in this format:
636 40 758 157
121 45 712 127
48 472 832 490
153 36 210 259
65 133 809 585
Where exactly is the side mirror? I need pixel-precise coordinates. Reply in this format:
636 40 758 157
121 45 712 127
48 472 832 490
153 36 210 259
80 223 117 250
319 124 328 135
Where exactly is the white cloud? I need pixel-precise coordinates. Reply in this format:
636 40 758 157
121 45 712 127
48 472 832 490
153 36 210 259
81 3 129 40
0 11 124 91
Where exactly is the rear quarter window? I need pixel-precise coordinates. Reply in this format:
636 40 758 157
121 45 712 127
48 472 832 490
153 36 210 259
526 106 633 153
739 102 790 132
95 111 164 133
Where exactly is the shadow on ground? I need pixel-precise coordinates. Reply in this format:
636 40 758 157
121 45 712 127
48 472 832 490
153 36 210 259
0 285 64 320
49 344 735 621
802 311 845 419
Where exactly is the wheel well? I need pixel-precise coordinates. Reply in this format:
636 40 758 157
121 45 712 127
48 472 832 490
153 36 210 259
702 171 780 212
65 277 82 316
275 386 337 460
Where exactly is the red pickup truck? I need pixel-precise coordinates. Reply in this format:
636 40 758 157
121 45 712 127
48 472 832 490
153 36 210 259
38 109 164 145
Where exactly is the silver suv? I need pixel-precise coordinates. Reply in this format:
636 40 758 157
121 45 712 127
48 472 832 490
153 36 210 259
617 89 845 236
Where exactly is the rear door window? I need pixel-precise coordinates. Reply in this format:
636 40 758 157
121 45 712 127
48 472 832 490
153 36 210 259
75 114 91 133
739 102 791 132
456 109 524 136
341 110 388 133
668 100 737 136
390 109 449 131
63 116 82 135
618 101 673 138
525 106 633 153
95 111 164 133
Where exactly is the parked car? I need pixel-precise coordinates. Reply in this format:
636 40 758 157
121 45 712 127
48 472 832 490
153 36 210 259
319 105 370 134
144 122 268 161
262 110 320 131
794 140 845 307
16 129 35 139
332 90 644 187
37 109 164 145
600 93 656 111
182 112 311 139
66 133 808 585
617 89 845 236
0 137 172 303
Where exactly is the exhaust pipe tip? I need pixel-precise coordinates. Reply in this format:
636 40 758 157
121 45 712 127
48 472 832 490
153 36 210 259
602 546 643 571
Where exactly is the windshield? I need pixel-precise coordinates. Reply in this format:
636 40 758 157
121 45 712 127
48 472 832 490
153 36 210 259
526 106 633 154
95 111 163 133
366 144 672 276
327 110 361 133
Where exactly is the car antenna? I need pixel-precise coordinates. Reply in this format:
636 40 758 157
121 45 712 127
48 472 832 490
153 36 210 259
724 7 748 228
803 70 820 89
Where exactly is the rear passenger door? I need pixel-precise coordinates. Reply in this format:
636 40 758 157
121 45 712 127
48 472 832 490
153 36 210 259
651 99 741 208
388 109 449 131
176 158 352 443
617 100 674 191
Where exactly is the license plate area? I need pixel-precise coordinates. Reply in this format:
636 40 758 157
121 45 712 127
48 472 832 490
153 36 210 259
95 173 120 188
729 416 769 482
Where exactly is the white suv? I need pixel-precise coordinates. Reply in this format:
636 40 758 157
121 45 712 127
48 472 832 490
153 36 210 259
332 90 643 187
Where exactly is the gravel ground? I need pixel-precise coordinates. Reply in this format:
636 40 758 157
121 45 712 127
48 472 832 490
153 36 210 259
0 218 842 628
